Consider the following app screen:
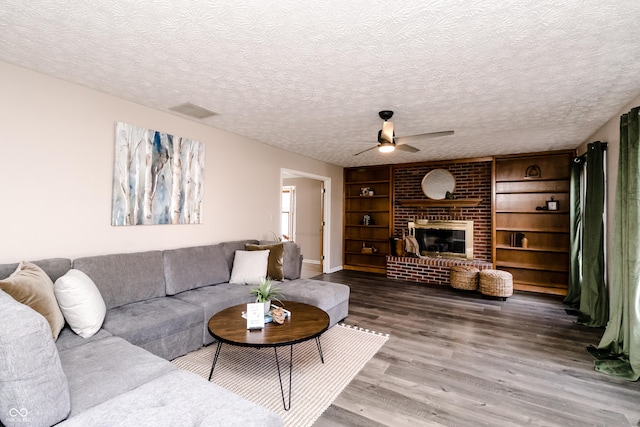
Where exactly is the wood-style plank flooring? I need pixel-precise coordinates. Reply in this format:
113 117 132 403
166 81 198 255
311 270 640 427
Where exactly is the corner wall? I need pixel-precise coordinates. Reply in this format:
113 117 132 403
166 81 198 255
0 61 343 267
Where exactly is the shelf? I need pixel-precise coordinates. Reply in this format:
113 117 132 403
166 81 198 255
513 282 568 296
345 209 390 213
495 261 568 273
495 210 568 214
345 179 390 185
345 238 390 243
495 245 568 254
496 227 569 234
345 251 387 257
495 178 568 183
344 165 392 274
346 195 389 199
396 198 482 208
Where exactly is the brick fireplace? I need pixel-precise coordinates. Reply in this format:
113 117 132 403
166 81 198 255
388 159 493 285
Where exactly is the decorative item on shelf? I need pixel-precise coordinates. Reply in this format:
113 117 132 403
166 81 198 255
510 232 525 247
546 196 558 211
521 236 529 248
445 191 455 199
249 278 283 315
360 187 370 196
362 214 372 225
524 165 542 179
360 242 377 254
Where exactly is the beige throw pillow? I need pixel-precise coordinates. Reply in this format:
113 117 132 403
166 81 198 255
0 261 65 340
246 242 285 280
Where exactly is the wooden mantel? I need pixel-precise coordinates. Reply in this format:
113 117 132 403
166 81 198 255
396 198 483 208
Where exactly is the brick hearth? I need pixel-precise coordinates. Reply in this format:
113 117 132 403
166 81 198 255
387 256 493 286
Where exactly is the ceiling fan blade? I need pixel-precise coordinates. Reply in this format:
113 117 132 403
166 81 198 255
395 144 419 153
395 130 455 145
380 121 394 143
353 145 379 156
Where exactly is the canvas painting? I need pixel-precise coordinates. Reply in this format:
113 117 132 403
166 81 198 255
111 122 205 225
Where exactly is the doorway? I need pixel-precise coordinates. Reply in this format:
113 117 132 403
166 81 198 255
280 169 331 274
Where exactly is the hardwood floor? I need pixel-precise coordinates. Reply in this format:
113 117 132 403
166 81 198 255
311 270 640 427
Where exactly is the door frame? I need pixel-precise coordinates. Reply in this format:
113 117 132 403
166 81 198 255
280 168 331 274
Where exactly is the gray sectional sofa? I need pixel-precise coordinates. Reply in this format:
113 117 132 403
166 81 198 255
0 239 350 427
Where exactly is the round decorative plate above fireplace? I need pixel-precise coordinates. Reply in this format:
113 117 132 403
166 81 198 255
421 169 455 199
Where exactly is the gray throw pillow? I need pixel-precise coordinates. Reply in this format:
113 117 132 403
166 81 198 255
0 289 71 426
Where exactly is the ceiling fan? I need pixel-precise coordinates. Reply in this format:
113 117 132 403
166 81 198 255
354 110 454 156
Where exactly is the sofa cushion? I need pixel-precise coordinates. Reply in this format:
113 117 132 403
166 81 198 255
259 240 302 279
163 244 230 295
101 297 203 358
0 258 71 284
0 261 65 340
229 250 269 286
58 336 175 417
54 269 106 338
56 370 283 427
246 242 285 280
220 239 259 271
0 289 70 427
172 283 254 345
73 251 166 310
55 327 112 352
278 278 350 313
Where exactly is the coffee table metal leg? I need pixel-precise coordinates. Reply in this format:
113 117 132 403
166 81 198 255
208 342 223 381
315 337 325 363
273 345 294 411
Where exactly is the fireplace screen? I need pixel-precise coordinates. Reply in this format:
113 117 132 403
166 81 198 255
408 220 474 260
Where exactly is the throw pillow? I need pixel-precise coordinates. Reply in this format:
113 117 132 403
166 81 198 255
0 289 71 426
245 242 285 280
0 261 65 340
54 269 107 338
229 250 269 286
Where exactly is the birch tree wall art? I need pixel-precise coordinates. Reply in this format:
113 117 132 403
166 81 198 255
111 122 205 226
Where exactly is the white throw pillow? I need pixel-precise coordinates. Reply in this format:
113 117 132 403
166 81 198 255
229 250 269 286
54 269 106 338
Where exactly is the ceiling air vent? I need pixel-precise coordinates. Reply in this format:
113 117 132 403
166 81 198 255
169 102 217 119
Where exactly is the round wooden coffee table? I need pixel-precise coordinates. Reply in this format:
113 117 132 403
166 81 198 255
207 301 329 410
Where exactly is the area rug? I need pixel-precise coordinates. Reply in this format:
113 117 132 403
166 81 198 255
172 323 389 426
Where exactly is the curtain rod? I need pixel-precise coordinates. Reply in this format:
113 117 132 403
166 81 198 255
574 141 608 163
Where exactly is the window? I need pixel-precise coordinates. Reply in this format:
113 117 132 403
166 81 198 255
281 186 295 241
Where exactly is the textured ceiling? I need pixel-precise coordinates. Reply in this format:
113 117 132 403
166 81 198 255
2 1 640 167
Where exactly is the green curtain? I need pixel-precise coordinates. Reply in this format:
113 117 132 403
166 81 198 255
564 159 583 307
578 142 608 327
593 107 640 381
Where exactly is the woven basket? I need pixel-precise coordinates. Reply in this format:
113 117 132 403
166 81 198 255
479 269 513 299
450 266 480 291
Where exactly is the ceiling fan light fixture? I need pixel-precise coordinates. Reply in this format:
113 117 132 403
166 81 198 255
378 141 395 153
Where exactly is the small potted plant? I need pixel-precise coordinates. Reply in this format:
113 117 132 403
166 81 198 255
250 278 283 314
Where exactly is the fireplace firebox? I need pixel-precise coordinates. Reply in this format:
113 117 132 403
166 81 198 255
408 220 474 260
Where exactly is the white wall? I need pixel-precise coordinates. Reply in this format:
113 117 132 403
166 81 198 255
283 177 322 262
581 91 640 285
0 61 343 268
